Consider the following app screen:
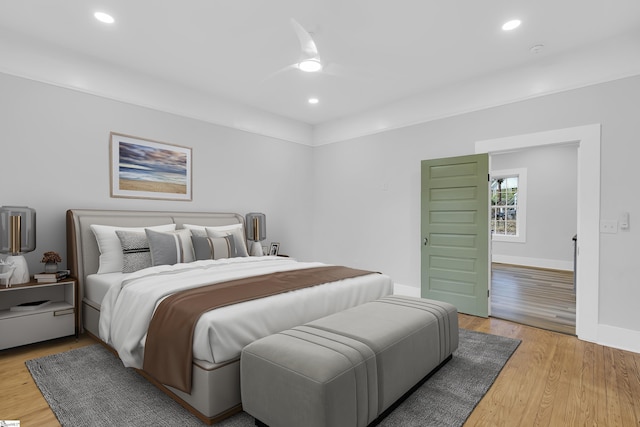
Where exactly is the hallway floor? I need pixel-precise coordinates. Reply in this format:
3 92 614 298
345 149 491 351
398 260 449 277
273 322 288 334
491 263 576 335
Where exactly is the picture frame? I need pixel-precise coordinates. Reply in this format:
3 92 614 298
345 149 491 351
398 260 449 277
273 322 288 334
110 132 192 201
269 242 280 256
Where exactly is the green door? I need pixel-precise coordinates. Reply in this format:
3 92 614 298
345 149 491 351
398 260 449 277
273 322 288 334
421 154 489 317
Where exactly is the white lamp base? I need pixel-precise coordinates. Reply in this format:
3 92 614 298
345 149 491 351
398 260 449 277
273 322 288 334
6 255 30 285
249 241 264 257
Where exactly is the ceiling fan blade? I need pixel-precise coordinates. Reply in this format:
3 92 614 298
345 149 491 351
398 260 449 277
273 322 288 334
290 18 320 60
260 63 298 83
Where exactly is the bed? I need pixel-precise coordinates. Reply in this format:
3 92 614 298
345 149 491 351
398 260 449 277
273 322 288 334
66 209 394 424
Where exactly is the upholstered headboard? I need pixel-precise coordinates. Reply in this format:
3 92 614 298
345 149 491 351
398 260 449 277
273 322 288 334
66 209 245 313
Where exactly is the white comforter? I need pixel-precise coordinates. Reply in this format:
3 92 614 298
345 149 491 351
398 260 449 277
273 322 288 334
99 256 393 369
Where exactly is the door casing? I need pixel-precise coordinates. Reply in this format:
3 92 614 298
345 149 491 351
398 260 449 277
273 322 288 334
475 124 601 342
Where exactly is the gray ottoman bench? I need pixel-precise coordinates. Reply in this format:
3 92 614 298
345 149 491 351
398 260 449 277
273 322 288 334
240 295 458 427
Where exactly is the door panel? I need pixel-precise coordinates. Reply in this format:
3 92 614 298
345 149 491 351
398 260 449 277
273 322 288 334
421 154 489 317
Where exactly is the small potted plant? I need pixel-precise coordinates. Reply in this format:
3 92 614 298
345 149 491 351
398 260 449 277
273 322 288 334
41 251 62 273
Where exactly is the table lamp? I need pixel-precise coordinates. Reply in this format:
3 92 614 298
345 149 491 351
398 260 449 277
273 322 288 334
0 206 36 284
245 212 266 256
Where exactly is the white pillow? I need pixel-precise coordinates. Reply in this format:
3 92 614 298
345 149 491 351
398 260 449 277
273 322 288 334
90 223 176 274
183 223 249 257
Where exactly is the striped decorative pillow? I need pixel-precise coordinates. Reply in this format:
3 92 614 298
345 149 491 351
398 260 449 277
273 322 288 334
145 228 195 266
191 235 236 260
115 230 152 273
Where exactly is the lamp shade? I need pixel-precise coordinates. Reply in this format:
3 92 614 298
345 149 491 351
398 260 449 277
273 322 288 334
0 206 36 255
245 212 266 242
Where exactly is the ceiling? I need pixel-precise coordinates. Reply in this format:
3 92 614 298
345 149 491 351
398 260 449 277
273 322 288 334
1 0 640 131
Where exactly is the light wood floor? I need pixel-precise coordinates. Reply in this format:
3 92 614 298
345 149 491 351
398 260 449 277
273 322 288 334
0 335 95 426
2 317 639 426
491 263 576 335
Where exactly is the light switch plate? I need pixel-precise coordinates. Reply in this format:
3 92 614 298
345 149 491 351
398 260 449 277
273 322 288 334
619 212 629 229
600 220 618 234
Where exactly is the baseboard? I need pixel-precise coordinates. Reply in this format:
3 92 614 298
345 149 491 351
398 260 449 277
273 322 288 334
492 255 573 271
596 324 640 354
393 283 420 297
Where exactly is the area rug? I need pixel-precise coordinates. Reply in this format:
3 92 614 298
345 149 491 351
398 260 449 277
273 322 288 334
26 329 520 427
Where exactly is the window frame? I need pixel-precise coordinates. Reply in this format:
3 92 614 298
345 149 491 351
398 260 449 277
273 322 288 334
490 168 527 243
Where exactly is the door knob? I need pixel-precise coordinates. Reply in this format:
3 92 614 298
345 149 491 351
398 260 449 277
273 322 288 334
423 237 428 246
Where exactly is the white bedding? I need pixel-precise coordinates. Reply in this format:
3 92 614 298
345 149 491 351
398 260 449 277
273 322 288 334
99 256 393 369
86 272 127 305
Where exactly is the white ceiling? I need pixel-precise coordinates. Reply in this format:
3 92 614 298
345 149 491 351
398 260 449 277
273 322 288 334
1 0 640 143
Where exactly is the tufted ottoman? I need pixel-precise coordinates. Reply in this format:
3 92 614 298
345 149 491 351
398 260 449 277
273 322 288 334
240 295 458 427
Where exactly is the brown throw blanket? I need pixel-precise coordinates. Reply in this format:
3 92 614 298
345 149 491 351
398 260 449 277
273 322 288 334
143 265 378 393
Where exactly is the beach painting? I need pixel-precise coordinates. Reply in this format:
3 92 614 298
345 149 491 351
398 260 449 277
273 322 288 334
110 133 192 201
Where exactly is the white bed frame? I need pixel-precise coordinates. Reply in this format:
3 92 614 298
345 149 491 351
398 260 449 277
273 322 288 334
66 209 248 424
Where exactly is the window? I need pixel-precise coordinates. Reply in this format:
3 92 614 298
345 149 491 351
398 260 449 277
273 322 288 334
490 168 527 242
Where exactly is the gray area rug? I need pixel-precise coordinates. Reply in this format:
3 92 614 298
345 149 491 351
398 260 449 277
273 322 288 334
26 329 519 427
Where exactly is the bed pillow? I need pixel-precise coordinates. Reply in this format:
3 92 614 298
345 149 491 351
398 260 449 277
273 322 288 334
145 228 195 266
90 223 176 274
115 230 152 273
183 224 207 238
184 223 249 257
191 235 236 260
204 224 249 257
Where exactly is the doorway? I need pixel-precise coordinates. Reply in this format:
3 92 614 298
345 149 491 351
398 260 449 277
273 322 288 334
475 124 601 342
488 143 578 334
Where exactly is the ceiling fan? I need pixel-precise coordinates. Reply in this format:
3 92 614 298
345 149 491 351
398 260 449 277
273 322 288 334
262 18 326 80
263 18 368 83
289 18 323 73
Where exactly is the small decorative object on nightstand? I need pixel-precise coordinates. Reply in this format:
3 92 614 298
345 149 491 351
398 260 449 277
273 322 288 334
0 261 15 286
0 206 36 285
41 251 62 273
269 242 280 256
246 213 266 256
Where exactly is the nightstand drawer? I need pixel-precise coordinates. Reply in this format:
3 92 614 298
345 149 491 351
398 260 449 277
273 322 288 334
0 307 74 350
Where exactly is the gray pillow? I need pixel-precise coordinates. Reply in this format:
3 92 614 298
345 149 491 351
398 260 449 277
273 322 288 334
192 235 235 260
145 228 195 266
115 230 152 273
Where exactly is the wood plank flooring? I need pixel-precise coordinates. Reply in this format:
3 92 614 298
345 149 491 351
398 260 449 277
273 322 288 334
2 317 639 426
491 263 576 335
461 314 640 426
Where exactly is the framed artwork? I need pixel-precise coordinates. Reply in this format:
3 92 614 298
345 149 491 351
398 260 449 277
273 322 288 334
269 242 280 256
110 132 192 201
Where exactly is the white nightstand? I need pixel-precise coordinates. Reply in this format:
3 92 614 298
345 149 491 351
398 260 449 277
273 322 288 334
0 278 77 350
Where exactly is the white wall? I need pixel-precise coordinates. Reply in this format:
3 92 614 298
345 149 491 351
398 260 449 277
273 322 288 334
491 144 578 270
2 70 639 351
0 73 315 273
312 75 640 345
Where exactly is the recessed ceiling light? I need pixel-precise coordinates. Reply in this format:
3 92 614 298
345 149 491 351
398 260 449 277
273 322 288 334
298 59 322 73
308 98 319 104
502 19 521 31
94 12 115 24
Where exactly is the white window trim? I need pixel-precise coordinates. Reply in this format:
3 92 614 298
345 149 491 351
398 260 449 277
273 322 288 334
491 168 527 243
